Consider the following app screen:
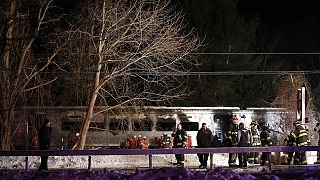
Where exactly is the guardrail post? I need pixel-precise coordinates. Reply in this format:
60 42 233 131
268 153 272 171
149 154 152 169
210 153 213 169
25 156 29 172
88 156 92 172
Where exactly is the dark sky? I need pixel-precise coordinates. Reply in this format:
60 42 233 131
238 0 320 24
237 0 320 54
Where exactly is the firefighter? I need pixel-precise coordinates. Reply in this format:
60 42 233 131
260 123 272 166
224 114 238 167
171 123 188 166
314 122 320 164
31 133 39 150
128 135 137 149
292 120 309 165
162 133 171 149
71 133 80 150
248 120 261 164
284 130 296 165
141 136 150 149
305 117 311 146
187 134 192 148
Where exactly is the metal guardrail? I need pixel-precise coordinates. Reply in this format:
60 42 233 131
1 146 319 172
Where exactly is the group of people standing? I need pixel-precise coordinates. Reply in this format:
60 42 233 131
171 122 218 167
171 122 220 168
127 135 151 149
36 116 319 172
126 131 190 150
224 114 273 167
164 117 273 169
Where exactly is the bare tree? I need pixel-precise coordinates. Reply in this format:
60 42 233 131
67 0 200 149
271 74 316 143
0 0 63 150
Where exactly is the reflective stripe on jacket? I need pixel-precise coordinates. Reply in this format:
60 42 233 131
250 128 261 146
293 125 309 146
172 129 187 147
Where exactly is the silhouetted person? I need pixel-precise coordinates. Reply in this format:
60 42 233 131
38 119 52 172
196 123 213 168
237 122 250 167
260 123 273 166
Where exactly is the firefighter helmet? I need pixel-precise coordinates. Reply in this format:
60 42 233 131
293 120 301 125
231 115 238 121
262 123 269 129
250 121 257 125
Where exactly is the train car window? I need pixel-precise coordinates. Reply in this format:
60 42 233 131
88 122 106 131
156 118 176 131
178 113 191 121
109 120 129 131
132 119 153 131
61 121 81 131
180 122 199 131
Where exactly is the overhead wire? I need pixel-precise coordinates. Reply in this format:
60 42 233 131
190 52 320 55
40 52 320 76
41 70 320 76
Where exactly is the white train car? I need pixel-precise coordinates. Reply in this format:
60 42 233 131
11 106 285 150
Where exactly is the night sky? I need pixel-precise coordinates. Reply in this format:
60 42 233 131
238 0 319 23
62 0 320 53
238 0 320 52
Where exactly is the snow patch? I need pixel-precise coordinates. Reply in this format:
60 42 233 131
0 154 229 170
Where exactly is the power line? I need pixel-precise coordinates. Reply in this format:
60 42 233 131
138 70 320 76
44 70 320 75
190 52 320 55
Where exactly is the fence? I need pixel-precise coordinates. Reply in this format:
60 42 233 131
1 146 320 172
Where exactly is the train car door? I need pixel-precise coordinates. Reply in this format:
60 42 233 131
213 112 233 144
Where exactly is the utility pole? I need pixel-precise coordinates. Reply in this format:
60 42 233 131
297 84 306 127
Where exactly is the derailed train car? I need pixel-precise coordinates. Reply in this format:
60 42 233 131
11 106 286 150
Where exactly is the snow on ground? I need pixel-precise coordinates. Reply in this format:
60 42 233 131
0 154 229 170
1 166 320 180
2 153 320 179
0 152 317 170
0 167 272 180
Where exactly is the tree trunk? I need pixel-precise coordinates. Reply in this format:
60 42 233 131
0 129 12 151
78 1 105 150
0 107 14 150
78 90 98 149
